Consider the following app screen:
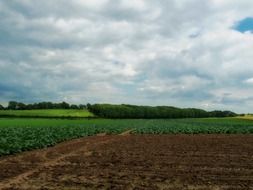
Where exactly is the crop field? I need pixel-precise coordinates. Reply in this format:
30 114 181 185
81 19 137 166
0 117 253 189
0 119 133 156
0 117 253 156
0 109 94 118
237 115 253 120
134 118 253 134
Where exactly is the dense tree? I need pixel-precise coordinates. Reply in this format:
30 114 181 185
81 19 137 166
88 104 237 119
16 102 26 110
4 101 237 118
79 104 87 109
87 103 91 110
6 101 82 110
8 101 18 110
70 104 79 109
0 104 4 110
60 102 70 109
209 110 237 117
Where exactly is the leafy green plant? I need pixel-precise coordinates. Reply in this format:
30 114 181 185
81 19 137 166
0 118 252 156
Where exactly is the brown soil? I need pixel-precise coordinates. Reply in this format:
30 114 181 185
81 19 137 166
0 134 252 190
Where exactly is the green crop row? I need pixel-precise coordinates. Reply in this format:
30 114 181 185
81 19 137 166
0 122 132 156
133 118 253 134
0 118 253 156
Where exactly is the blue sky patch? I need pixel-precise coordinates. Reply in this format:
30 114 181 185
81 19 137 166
235 17 253 33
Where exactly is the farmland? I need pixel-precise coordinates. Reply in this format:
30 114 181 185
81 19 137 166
0 109 94 118
0 118 132 156
0 116 253 189
237 114 253 120
0 117 253 156
0 134 252 189
134 118 253 134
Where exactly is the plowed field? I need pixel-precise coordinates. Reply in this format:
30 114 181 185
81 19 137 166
0 134 252 190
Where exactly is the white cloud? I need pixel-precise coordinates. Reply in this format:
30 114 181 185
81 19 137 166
244 78 253 84
0 0 253 112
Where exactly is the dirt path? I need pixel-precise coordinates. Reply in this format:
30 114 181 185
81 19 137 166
0 134 253 190
0 135 122 189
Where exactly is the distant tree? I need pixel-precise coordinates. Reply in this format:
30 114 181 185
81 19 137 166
5 101 85 110
0 104 4 110
209 110 237 117
37 102 44 109
8 101 18 110
70 104 79 109
60 102 70 109
16 102 26 110
79 104 87 109
88 104 236 119
222 111 237 117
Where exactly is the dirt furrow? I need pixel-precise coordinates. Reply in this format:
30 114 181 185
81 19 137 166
0 134 252 190
0 135 122 189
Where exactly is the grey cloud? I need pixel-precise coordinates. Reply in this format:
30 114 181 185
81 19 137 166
1 0 253 112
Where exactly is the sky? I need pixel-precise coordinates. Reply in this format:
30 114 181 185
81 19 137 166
0 0 253 113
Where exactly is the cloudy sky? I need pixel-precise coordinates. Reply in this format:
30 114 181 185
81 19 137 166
1 0 253 113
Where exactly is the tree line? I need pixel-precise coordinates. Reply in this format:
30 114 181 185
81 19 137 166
0 101 86 110
88 104 237 119
0 102 237 118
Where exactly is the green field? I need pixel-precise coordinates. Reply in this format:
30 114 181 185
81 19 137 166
0 117 253 156
237 115 253 120
134 118 253 134
0 109 94 118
